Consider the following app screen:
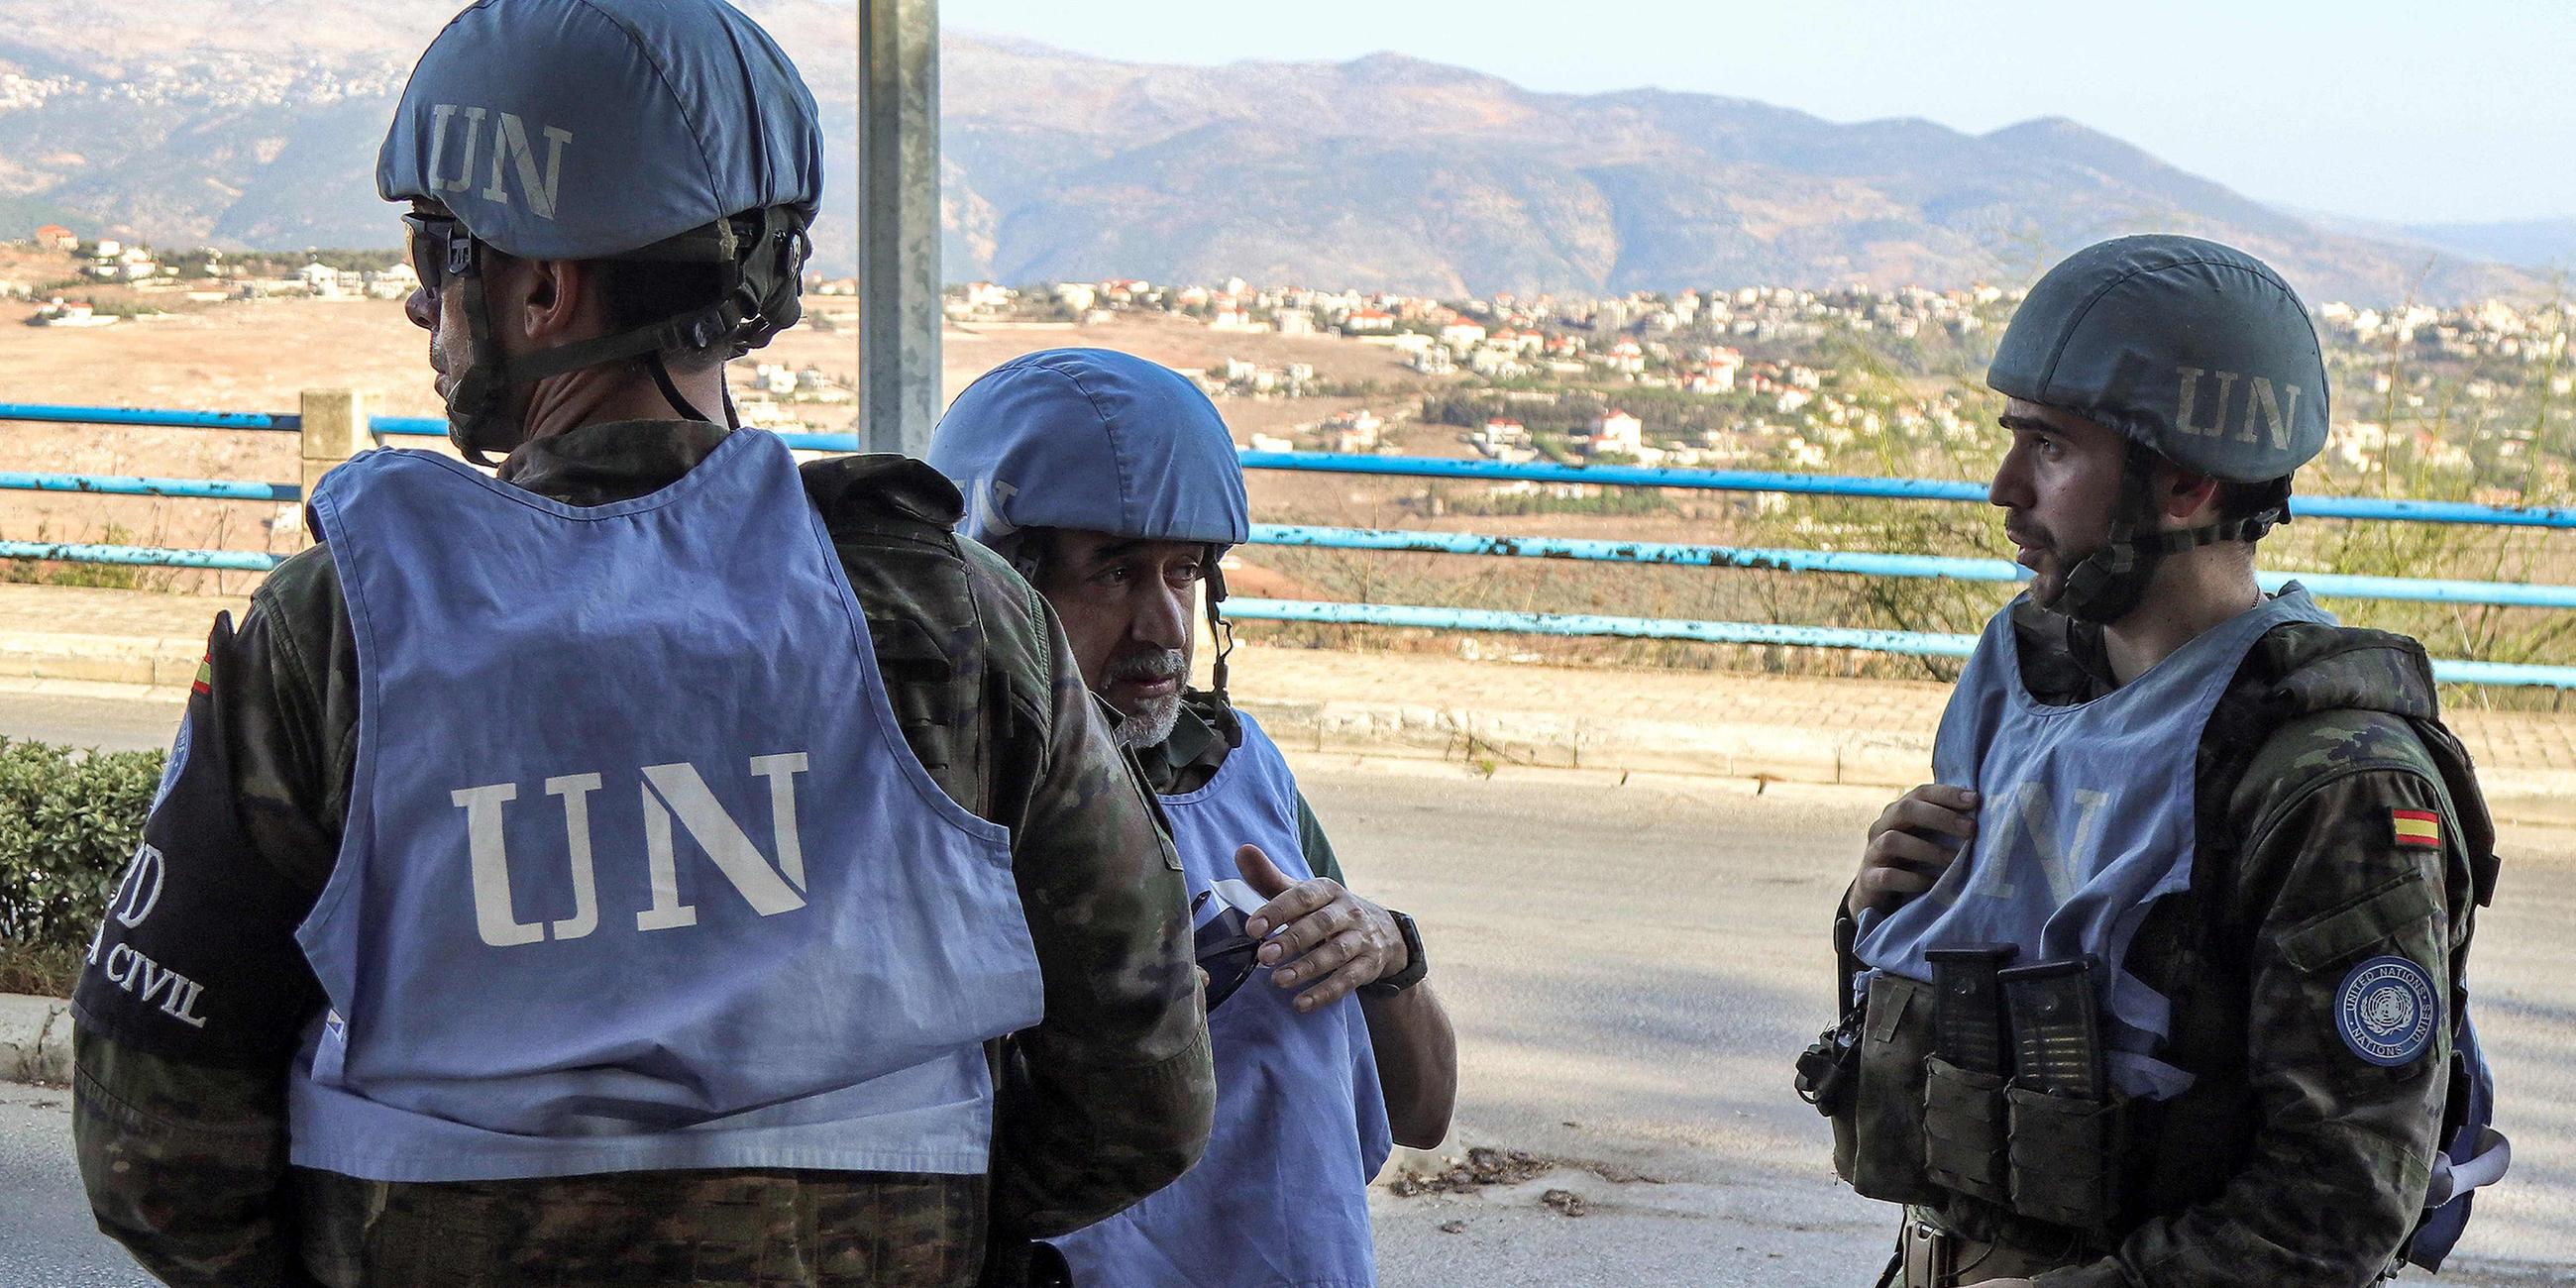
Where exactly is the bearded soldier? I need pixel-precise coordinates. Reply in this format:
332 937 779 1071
1808 236 2508 1287
930 349 1459 1288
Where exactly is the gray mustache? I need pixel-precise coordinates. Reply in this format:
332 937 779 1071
1108 650 1184 682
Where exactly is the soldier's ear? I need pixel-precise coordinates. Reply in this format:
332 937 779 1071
518 257 592 344
2160 467 2222 523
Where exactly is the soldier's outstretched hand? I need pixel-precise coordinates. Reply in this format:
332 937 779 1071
1850 783 1979 918
1237 843 1409 1014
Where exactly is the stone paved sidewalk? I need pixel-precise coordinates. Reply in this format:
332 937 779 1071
6 583 2572 825
0 584 250 690
1222 643 2576 827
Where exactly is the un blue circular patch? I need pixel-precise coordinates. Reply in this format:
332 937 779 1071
2337 955 2438 1067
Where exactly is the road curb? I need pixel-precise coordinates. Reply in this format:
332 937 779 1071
0 637 2566 826
1 993 74 1087
1235 696 2576 828
0 629 204 689
1236 696 1929 788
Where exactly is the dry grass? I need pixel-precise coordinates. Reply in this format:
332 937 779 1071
0 939 84 998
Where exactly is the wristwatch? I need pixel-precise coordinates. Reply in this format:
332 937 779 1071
1361 909 1428 999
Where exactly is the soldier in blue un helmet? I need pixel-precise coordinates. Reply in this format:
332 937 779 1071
69 5 1213 1285
930 349 1460 1288
1807 237 2509 1286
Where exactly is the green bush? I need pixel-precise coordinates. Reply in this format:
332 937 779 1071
0 737 164 993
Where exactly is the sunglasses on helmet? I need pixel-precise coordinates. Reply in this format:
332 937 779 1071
401 212 478 295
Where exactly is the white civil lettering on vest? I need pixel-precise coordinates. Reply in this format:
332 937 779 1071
1052 712 1391 1288
1857 587 2335 1101
288 431 1043 1182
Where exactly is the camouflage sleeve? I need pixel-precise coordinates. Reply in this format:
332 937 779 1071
982 569 1214 1241
1293 788 1346 887
70 592 335 1286
72 1027 311 1288
2044 733 2458 1288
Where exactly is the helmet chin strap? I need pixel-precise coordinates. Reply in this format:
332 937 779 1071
2052 444 2278 625
441 240 753 465
1204 549 1235 704
444 247 520 467
641 350 737 429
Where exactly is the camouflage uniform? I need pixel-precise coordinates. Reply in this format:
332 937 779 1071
72 421 1216 1287
1828 601 2498 1287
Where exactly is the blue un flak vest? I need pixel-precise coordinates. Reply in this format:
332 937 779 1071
288 431 1043 1182
1052 712 1391 1288
1857 587 2334 1101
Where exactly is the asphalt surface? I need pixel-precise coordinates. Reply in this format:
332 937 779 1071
0 684 182 753
4 696 2572 1286
1317 758 2576 1287
1 1083 156 1287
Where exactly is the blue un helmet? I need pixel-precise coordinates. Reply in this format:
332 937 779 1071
1986 235 2330 623
927 349 1251 693
377 0 823 462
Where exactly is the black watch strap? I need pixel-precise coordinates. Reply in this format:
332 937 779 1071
1362 910 1427 999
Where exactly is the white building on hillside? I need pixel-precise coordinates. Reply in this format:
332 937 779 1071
1587 409 1643 456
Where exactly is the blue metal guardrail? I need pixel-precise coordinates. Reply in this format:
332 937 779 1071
0 540 280 572
0 402 297 432
10 402 2573 527
1221 598 2576 691
1233 451 2576 530
5 516 2569 611
0 406 855 456
26 402 2563 529
7 403 2573 685
461 437 2576 528
0 472 300 502
1248 525 2576 609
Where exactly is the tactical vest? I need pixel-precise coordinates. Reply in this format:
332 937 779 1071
1860 588 2335 1101
288 431 1044 1181
1051 712 1390 1288
1834 591 2504 1267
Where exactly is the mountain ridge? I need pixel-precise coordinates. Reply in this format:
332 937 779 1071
0 2 2553 304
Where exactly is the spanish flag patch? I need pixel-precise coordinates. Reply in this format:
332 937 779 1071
191 652 212 697
2391 809 2441 849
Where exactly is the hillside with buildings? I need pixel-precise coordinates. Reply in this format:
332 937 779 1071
3 232 2569 681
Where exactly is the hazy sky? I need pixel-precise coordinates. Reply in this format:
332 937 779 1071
948 0 2576 226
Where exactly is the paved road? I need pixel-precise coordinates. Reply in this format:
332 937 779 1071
0 1083 158 1287
6 706 2572 1285
1315 759 2576 1286
0 682 183 753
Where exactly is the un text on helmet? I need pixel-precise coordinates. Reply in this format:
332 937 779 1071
423 104 574 221
2174 367 2304 450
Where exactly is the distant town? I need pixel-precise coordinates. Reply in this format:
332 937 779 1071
6 221 2570 505
934 271 2575 506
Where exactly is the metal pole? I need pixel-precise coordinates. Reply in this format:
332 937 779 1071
858 0 942 457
